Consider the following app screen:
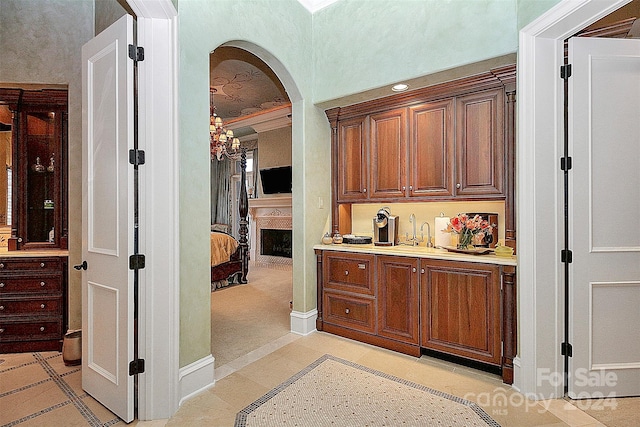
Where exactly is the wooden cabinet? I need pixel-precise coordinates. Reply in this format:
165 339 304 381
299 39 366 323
420 259 501 366
369 109 407 199
336 117 368 201
0 88 69 250
409 98 455 197
455 89 504 197
315 248 516 383
0 255 68 353
322 251 376 334
377 255 419 345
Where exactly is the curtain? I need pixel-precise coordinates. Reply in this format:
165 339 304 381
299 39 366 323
210 158 231 227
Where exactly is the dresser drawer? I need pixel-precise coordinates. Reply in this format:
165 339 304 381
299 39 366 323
0 319 63 341
324 291 376 334
0 297 62 316
323 252 375 295
0 257 63 273
0 274 63 294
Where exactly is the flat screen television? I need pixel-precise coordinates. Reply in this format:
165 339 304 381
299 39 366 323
260 166 292 195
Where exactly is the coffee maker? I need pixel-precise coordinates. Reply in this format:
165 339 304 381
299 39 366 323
373 207 398 246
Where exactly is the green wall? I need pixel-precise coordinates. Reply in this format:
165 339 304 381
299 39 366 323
312 0 518 105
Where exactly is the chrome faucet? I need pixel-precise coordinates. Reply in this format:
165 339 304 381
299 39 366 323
404 214 423 246
421 221 433 247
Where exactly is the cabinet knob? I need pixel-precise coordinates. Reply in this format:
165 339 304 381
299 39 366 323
409 185 413 191
456 183 461 189
40 281 45 287
344 270 349 276
0 282 4 288
402 186 406 191
0 306 4 311
363 188 367 193
0 263 4 269
412 267 417 273
40 326 45 332
40 263 45 268
421 268 425 274
0 328 4 333
40 304 46 309
345 308 350 314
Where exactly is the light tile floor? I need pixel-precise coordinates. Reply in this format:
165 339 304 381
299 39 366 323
2 332 634 426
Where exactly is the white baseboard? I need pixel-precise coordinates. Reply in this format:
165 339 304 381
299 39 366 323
178 354 215 406
290 309 317 335
512 356 522 393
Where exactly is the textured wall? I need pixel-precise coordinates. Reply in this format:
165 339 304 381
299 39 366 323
0 0 94 330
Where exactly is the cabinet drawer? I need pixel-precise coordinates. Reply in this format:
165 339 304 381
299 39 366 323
0 319 62 341
324 292 376 334
0 257 63 273
0 274 63 294
324 252 375 295
0 297 62 316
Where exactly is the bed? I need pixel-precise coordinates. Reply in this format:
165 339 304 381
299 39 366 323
211 150 250 290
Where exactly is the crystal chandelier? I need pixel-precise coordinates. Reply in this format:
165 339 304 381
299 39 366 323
210 88 241 161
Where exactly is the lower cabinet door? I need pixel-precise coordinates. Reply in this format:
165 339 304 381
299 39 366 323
377 256 419 345
420 259 501 365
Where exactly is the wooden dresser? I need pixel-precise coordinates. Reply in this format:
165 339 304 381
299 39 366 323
0 253 68 353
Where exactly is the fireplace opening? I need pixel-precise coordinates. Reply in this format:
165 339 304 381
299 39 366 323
260 229 292 258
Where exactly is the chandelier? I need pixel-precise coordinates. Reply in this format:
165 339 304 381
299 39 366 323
210 88 241 161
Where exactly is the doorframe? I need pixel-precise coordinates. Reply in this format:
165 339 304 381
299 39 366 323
124 0 180 420
517 0 631 398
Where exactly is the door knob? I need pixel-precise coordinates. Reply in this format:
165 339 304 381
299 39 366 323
73 261 88 271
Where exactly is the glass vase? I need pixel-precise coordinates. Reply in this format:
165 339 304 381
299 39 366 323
457 231 473 250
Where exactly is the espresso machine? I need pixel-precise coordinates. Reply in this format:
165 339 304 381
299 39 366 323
373 207 399 246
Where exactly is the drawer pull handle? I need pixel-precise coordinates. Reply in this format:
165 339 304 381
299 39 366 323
40 304 46 309
345 308 350 314
0 263 4 268
40 326 45 332
0 328 4 333
0 282 4 288
0 306 4 311
358 264 366 269
344 270 349 276
40 263 45 268
40 282 46 287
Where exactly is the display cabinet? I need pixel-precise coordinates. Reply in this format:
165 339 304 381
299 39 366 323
2 88 68 250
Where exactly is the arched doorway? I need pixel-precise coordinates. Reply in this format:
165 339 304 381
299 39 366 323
208 44 298 370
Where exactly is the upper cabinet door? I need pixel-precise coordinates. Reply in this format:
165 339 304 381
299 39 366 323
455 88 504 197
370 108 407 199
409 99 455 197
337 116 369 201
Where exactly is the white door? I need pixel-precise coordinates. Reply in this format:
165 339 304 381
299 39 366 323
569 36 640 398
81 14 135 421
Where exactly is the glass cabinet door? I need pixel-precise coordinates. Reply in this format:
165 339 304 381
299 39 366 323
25 111 59 244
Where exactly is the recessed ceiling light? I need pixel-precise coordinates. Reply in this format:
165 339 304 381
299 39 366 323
392 83 409 92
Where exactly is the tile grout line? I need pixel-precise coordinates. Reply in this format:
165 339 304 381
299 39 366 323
32 352 110 427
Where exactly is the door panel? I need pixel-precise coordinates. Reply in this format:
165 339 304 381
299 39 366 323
370 109 407 198
410 99 454 197
569 36 640 398
81 14 134 422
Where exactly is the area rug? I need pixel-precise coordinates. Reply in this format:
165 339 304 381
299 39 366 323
235 354 500 426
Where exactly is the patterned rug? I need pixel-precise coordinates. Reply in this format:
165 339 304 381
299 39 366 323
235 354 500 426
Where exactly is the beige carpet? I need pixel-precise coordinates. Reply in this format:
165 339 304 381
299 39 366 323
211 265 293 367
234 354 500 427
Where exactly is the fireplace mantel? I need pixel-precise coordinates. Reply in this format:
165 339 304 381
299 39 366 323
248 196 292 209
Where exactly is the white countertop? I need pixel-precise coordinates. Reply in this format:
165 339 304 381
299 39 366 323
0 248 69 258
313 243 516 266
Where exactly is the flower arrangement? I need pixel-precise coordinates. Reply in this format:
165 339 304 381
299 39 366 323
445 213 494 249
